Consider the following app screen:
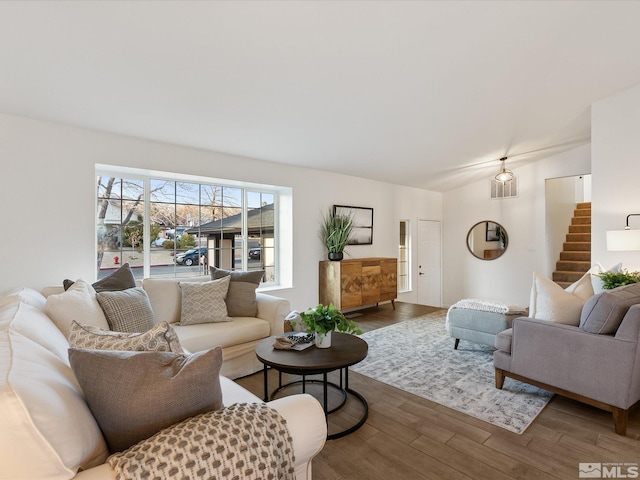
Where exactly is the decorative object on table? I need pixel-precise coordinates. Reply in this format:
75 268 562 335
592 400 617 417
596 268 640 289
320 207 354 261
299 303 362 348
273 332 315 351
334 205 374 245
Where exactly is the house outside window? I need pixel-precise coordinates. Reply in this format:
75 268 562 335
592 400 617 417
96 169 280 284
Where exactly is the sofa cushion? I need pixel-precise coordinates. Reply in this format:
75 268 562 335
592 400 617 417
529 272 587 326
69 320 183 352
45 279 110 338
142 275 210 324
0 286 47 311
179 276 231 325
580 282 640 334
172 316 271 353
0 319 109 479
96 287 155 333
210 267 264 317
63 263 136 292
68 346 224 453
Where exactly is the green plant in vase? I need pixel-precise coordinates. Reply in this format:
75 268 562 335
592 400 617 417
597 269 640 289
299 303 362 348
320 208 354 261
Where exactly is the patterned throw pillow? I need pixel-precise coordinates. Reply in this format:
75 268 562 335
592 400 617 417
107 403 295 480
210 266 264 317
68 320 183 353
179 276 231 325
68 347 224 453
96 287 155 333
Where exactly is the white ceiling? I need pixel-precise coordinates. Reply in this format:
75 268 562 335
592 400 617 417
2 1 640 191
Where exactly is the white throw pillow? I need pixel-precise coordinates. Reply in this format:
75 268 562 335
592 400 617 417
45 279 109 338
528 272 586 325
590 262 623 294
564 270 594 301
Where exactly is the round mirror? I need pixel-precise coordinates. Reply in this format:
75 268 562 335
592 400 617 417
467 221 508 260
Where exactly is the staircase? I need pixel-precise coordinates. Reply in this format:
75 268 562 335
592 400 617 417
552 202 591 288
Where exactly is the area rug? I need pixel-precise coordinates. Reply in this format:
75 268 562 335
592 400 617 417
350 312 553 434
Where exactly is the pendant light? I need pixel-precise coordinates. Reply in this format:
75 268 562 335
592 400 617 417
495 157 514 182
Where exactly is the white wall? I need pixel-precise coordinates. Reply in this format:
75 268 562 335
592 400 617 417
0 113 442 311
442 144 591 307
592 83 640 271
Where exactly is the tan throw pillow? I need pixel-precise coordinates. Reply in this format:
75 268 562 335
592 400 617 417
179 276 231 325
528 272 585 326
68 347 224 453
69 320 183 352
63 263 136 292
96 287 155 333
210 266 264 317
45 279 110 338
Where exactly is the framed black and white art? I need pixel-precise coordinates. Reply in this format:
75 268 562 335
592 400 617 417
334 205 374 245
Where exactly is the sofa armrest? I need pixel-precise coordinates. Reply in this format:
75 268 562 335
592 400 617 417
256 292 290 336
267 394 327 480
509 317 640 408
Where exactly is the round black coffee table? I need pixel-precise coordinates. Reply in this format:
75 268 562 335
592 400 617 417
255 332 368 439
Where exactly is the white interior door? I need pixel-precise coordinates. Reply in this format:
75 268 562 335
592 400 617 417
417 220 442 307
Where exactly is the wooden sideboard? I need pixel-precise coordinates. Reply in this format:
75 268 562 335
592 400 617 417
319 257 397 311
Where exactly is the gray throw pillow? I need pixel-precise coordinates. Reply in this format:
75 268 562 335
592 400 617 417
68 347 223 453
96 287 155 333
210 266 264 317
179 277 231 325
63 263 136 292
68 320 183 352
580 282 640 334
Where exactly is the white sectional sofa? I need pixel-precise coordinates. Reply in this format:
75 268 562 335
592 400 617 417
43 274 290 379
0 286 327 480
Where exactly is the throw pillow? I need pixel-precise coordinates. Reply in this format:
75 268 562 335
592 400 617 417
63 263 136 292
68 346 224 453
69 320 183 352
45 279 110 338
528 272 585 325
564 270 594 301
107 403 295 480
580 282 640 334
96 287 155 333
210 266 264 317
179 276 231 325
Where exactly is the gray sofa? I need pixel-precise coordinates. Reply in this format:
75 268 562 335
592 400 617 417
493 283 640 435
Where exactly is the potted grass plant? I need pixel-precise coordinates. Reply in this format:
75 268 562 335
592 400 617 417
320 207 354 261
299 303 362 348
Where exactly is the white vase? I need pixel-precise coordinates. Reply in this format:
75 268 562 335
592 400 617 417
315 330 332 348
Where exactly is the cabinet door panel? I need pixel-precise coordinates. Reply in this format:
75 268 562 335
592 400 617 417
340 262 362 309
361 265 380 304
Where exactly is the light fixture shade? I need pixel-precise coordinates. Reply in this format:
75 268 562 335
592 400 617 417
495 156 514 182
495 168 514 182
606 229 640 251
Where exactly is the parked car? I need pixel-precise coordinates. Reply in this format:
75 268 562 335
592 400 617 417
249 248 261 260
174 247 207 266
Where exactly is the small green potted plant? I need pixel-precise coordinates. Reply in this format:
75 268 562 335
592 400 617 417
299 303 362 348
320 208 354 261
597 269 640 289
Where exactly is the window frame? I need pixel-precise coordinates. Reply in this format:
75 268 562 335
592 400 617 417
96 165 284 286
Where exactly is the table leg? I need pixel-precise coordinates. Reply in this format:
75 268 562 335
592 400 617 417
262 364 269 402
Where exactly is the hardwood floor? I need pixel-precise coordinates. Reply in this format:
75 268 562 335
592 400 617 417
236 302 640 480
